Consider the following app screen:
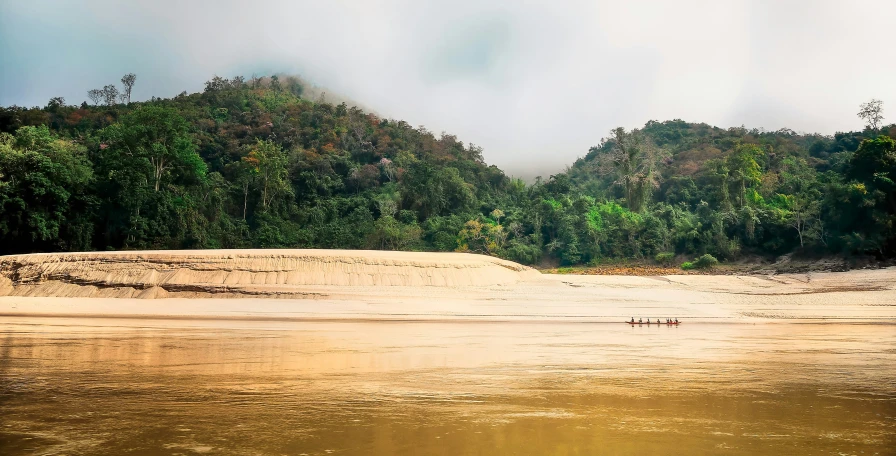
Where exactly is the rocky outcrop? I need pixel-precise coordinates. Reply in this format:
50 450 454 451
0 249 541 298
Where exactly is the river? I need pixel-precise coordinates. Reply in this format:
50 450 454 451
1 316 894 455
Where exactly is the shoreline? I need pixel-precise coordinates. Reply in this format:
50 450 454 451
539 259 895 276
1 312 890 324
2 270 894 324
1 250 894 325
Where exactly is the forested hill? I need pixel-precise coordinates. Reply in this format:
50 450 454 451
1 75 894 267
557 119 896 264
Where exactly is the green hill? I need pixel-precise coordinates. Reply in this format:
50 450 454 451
554 119 896 264
1 75 894 267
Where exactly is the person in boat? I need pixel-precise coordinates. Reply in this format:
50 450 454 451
657 319 661 324
630 317 635 323
674 318 678 323
638 318 642 323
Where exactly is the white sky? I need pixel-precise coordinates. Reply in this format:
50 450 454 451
2 0 894 177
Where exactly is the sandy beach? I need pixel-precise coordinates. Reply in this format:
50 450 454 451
0 249 894 323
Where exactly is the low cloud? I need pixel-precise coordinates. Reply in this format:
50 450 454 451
2 0 895 177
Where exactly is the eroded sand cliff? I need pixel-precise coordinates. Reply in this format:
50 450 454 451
0 249 541 298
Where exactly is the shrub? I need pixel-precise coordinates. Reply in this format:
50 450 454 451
655 252 675 266
693 254 719 270
681 261 695 270
501 241 541 265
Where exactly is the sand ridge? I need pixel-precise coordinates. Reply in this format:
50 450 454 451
0 249 542 298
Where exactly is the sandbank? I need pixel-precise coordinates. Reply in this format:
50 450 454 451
1 250 894 323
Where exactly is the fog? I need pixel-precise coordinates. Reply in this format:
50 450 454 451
2 0 895 177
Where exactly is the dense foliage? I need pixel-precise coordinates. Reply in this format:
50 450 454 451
1 75 894 265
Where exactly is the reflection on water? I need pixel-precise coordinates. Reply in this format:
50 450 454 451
1 317 894 455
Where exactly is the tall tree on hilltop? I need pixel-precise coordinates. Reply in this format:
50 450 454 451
858 99 884 131
87 89 102 106
101 85 119 106
120 73 136 104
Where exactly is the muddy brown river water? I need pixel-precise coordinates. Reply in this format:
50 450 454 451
1 316 894 455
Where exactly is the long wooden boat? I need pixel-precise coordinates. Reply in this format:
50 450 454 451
626 321 680 325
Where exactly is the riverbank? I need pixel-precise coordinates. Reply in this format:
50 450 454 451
1 250 894 323
540 254 895 276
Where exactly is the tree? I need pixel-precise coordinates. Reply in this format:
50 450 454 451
120 73 136 104
95 106 207 248
46 97 65 111
600 127 667 212
490 208 504 225
773 157 822 248
0 126 94 253
781 194 818 248
204 75 229 92
225 160 255 220
849 135 896 187
858 99 884 130
726 143 763 208
242 139 290 210
829 135 896 255
367 216 422 250
102 106 206 192
456 219 507 256
102 84 119 106
87 89 102 106
379 157 396 182
400 162 474 219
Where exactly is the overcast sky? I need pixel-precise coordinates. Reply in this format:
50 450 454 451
2 0 895 177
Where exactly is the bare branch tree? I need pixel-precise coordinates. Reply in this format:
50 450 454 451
858 99 884 130
102 84 119 106
87 89 102 106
